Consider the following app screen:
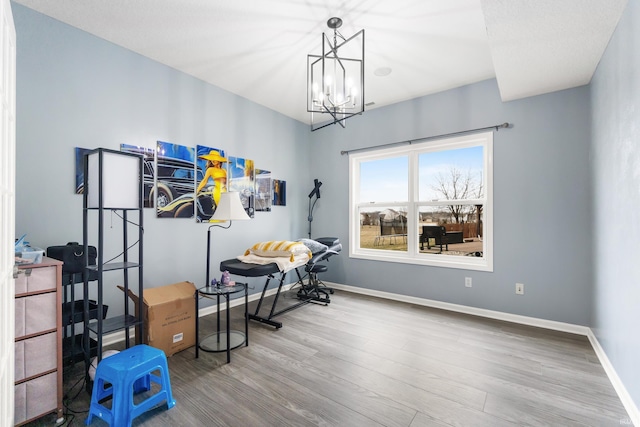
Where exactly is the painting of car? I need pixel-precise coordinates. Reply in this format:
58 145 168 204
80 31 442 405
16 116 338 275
151 156 202 209
157 187 221 222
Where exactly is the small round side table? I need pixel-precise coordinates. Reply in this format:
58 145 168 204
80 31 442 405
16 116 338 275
196 282 248 363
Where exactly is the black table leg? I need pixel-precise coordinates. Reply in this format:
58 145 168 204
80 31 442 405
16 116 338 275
226 295 230 363
195 290 199 359
244 285 248 347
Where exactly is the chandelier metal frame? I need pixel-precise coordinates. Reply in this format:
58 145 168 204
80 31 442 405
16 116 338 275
307 17 365 131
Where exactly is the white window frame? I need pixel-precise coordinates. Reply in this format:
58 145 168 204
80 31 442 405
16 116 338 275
349 132 493 272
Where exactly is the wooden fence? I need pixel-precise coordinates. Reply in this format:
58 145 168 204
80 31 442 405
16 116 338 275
442 222 482 239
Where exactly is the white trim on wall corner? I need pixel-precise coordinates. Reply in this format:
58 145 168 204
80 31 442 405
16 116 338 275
325 281 639 426
586 329 640 427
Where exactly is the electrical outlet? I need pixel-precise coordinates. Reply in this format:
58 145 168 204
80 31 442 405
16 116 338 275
465 277 472 287
516 283 524 295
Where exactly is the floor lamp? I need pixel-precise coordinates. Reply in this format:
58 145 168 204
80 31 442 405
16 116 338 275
205 192 251 287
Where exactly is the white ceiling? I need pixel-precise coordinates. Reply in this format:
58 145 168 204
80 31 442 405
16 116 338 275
13 0 628 125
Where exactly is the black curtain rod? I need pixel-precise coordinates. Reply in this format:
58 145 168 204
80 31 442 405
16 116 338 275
340 122 510 155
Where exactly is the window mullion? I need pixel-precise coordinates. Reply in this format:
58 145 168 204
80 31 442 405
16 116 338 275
406 151 418 255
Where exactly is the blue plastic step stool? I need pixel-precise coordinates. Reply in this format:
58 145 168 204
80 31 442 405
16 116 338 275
86 344 176 426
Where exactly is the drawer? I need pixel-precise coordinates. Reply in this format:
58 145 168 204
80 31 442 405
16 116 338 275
15 265 57 295
15 293 57 338
14 372 58 425
15 332 57 382
15 298 25 337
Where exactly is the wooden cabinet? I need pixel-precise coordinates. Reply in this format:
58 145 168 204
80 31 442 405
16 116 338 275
14 257 63 426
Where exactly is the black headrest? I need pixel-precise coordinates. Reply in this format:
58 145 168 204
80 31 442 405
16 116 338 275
315 237 339 247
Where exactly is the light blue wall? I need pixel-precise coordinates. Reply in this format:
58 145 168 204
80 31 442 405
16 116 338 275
591 0 640 410
12 4 310 314
12 3 594 325
309 79 593 326
14 0 639 413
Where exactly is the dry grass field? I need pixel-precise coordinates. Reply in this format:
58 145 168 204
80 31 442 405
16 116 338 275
360 225 483 255
360 225 407 251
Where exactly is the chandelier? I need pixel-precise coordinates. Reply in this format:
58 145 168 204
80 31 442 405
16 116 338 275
307 17 365 131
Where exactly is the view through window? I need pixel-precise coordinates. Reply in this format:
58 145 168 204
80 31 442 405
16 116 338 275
349 132 493 271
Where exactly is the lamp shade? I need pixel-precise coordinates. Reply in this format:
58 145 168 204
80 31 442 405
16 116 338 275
86 148 142 209
211 192 251 221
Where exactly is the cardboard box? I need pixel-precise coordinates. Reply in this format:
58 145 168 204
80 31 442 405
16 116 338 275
120 281 196 357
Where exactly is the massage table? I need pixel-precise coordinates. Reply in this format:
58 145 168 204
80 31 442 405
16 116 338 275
219 256 309 329
219 237 341 329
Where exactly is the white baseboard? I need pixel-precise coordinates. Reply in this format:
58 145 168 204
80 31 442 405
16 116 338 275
325 281 639 425
586 329 639 427
326 281 588 334
100 280 639 425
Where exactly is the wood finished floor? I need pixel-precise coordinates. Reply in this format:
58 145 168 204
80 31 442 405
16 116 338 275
29 289 631 427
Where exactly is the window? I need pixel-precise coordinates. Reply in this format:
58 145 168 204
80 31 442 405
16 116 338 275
349 132 493 271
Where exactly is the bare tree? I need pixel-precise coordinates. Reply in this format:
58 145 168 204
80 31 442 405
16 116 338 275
431 166 482 224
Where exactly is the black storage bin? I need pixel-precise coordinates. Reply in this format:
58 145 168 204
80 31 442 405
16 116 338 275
63 335 99 366
61 300 107 366
62 300 108 326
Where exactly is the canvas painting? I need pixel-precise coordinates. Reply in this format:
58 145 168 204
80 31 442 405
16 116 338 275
273 179 286 206
155 141 196 218
228 156 255 218
120 144 155 207
195 145 228 223
255 169 272 212
74 147 92 194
